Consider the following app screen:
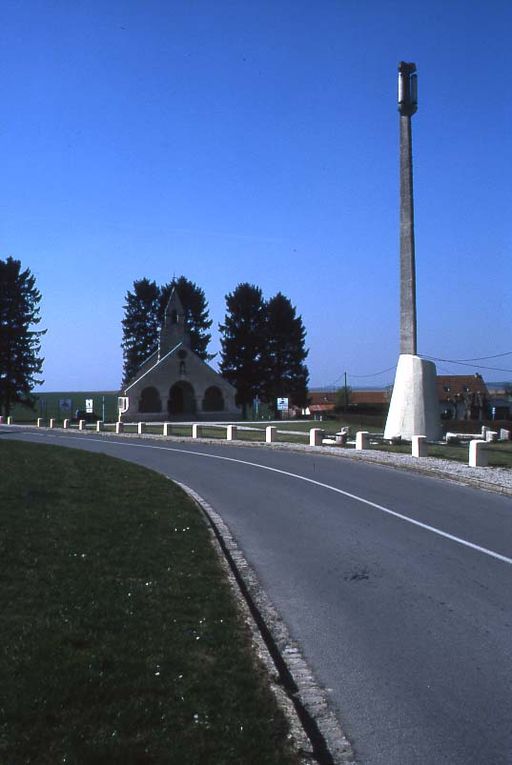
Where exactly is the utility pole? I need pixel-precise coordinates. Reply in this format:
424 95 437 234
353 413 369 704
344 371 349 411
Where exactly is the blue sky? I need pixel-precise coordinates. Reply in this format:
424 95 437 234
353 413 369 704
1 0 510 391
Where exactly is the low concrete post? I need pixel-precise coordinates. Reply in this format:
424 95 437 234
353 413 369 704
192 424 201 439
7 416 13 425
163 422 172 436
49 418 56 429
309 428 324 446
63 418 70 429
499 428 510 441
115 422 124 434
411 435 428 458
0 416 3 424
78 419 86 431
96 421 104 432
469 439 488 468
37 418 44 427
355 431 370 450
485 430 497 442
266 426 277 443
227 425 238 441
137 422 146 435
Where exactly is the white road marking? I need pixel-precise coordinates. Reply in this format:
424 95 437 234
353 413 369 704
15 431 512 567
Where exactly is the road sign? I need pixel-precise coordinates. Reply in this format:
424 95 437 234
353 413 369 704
276 397 289 411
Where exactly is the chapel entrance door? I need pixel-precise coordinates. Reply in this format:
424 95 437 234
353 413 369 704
168 381 196 416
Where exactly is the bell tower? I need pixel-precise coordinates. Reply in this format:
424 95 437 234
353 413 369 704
159 287 190 357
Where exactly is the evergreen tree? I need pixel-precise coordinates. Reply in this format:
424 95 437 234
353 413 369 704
0 257 45 416
261 292 309 415
159 276 213 361
121 278 160 385
219 283 266 418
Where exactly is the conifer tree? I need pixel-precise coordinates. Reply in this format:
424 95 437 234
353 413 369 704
261 292 309 415
0 257 45 416
121 278 160 385
219 283 266 418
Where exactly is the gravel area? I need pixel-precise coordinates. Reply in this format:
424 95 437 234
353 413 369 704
269 441 512 497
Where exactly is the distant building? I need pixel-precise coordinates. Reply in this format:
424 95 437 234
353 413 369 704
119 288 239 421
437 374 489 420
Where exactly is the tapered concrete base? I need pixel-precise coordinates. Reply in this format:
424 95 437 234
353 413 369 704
384 354 441 441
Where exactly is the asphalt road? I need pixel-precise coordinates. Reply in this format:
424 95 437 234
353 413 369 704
4 428 512 764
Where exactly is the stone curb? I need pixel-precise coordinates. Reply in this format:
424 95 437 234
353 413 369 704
175 481 356 765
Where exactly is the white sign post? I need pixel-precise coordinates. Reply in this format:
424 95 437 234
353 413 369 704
85 398 94 414
276 397 289 412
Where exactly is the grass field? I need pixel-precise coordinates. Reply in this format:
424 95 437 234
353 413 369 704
0 440 301 765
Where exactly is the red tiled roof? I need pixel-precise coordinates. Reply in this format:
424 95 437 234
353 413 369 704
309 403 336 413
437 374 488 401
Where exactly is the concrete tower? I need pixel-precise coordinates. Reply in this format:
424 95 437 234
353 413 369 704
384 62 441 441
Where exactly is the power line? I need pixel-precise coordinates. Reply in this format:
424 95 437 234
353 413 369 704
330 365 396 387
422 350 512 362
421 355 512 374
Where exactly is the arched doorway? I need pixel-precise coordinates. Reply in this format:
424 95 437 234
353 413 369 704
138 386 162 413
168 381 196 416
202 386 224 412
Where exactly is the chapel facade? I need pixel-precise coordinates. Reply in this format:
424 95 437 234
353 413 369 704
118 288 239 421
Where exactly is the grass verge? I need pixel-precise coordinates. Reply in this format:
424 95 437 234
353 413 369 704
374 440 512 468
0 440 300 765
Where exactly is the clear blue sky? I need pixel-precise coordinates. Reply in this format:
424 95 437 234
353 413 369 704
1 0 510 391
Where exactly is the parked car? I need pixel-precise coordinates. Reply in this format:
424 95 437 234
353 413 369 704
71 410 100 424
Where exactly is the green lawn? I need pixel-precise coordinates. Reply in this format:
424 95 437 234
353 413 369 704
0 441 300 765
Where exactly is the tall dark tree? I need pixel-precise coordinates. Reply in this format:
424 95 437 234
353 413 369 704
219 283 266 418
121 278 160 385
159 276 213 361
261 292 309 415
0 257 45 416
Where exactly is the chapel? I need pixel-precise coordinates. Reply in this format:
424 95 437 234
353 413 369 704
118 288 239 421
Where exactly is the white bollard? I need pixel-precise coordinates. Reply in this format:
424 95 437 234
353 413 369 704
469 439 488 468
309 428 324 446
7 416 13 425
37 418 44 427
355 431 370 450
227 425 238 441
192 424 201 439
49 418 56 429
499 428 510 441
411 435 428 458
163 422 172 436
78 419 86 431
115 422 124 434
266 426 277 443
96 421 104 432
485 430 497 442
137 422 146 435
63 418 70 429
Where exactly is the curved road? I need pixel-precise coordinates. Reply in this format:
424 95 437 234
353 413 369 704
4 428 512 764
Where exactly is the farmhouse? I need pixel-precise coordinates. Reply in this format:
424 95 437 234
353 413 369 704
119 288 239 421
